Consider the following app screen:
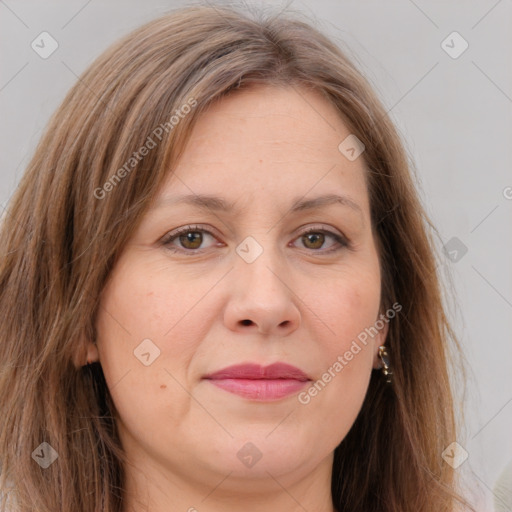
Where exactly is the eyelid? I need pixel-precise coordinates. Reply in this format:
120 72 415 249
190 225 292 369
294 223 344 239
291 225 350 252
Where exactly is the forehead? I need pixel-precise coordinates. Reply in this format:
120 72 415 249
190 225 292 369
158 85 370 215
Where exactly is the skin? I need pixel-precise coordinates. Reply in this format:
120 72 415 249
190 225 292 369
87 85 388 512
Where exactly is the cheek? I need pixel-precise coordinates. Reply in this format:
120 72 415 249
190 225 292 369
94 256 221 415
296 266 380 442
312 266 381 354
319 280 378 390
97 255 220 360
94 260 222 449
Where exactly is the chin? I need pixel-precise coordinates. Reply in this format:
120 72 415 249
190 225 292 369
201 428 326 480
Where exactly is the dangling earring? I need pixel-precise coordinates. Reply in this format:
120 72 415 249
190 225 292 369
378 345 393 384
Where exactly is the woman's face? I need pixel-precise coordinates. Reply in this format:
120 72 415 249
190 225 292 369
95 85 387 494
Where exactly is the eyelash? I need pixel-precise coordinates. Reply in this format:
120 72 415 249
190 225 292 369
160 224 351 255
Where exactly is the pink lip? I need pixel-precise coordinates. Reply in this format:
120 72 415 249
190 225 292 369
203 363 311 401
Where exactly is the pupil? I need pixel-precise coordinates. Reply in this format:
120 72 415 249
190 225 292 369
180 232 202 248
305 233 324 248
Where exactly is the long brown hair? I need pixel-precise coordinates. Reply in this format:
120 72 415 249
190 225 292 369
0 4 472 511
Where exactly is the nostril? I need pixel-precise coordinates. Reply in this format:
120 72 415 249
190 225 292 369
240 319 253 326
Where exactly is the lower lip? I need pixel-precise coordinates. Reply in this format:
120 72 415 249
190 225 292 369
206 378 309 401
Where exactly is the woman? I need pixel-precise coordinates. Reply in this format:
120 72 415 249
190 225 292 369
0 4 473 511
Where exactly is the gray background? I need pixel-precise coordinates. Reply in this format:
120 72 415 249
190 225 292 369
1 1 511 509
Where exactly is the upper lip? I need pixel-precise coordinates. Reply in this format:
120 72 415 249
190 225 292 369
204 363 311 381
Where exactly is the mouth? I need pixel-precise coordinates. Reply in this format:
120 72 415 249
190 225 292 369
202 362 311 402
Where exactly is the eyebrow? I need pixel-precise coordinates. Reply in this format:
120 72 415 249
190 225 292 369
154 193 363 216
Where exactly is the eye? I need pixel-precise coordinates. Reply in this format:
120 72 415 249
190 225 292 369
292 227 349 253
161 225 221 253
161 224 350 255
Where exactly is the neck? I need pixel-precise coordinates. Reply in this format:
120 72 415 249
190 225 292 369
122 452 336 512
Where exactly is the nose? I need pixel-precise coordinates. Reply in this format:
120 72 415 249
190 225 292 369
223 249 301 337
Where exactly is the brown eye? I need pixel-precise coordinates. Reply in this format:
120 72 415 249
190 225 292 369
162 225 219 253
178 231 203 249
302 232 325 249
293 227 349 253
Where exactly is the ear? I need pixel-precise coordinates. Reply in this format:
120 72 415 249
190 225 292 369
72 339 100 369
371 316 390 370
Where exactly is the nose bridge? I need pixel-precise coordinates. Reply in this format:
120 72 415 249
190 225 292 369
224 233 301 335
236 234 288 302
246 256 281 294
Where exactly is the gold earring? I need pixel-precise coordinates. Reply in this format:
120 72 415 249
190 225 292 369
378 345 393 384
